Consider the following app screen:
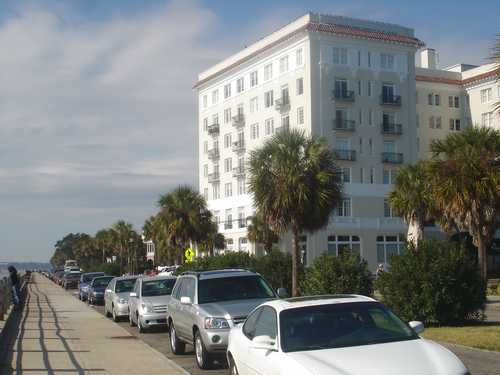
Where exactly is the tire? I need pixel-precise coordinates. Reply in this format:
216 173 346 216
169 322 185 355
112 306 119 322
228 357 239 375
129 310 136 327
137 314 146 333
105 304 112 318
194 330 212 369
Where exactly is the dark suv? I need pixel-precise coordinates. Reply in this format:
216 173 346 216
167 269 284 369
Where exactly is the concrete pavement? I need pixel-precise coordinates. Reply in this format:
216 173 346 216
0 273 187 375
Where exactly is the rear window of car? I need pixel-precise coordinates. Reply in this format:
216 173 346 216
142 279 176 297
198 275 275 304
92 277 114 287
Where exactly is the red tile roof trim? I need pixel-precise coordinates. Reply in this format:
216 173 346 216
462 69 498 85
416 75 462 85
194 21 425 88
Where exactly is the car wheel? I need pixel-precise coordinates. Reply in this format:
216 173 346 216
105 304 112 318
129 310 136 327
228 357 239 375
112 306 118 322
169 322 185 355
137 314 146 333
194 330 212 369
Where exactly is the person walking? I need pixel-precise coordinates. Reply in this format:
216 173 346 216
8 266 21 307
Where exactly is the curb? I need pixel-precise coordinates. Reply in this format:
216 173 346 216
440 341 500 355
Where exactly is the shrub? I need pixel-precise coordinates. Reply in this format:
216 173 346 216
376 240 486 325
96 262 121 276
301 252 373 296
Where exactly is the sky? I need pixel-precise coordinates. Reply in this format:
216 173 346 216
0 0 498 263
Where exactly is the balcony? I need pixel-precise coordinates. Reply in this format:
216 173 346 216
332 119 356 132
207 123 220 136
224 221 233 230
332 89 355 102
333 149 356 161
232 114 245 128
381 123 403 135
275 97 290 112
207 148 220 161
381 152 404 164
208 172 220 183
232 140 245 153
232 166 245 177
380 94 402 106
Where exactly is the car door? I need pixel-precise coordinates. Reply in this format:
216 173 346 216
104 279 114 311
169 278 183 329
129 279 140 320
245 306 280 375
177 277 196 341
236 307 262 375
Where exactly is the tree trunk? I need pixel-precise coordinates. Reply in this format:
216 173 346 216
477 236 488 280
292 228 300 297
407 217 424 248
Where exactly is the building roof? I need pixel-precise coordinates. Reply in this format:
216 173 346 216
416 63 498 87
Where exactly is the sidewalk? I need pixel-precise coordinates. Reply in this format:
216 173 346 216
0 273 186 375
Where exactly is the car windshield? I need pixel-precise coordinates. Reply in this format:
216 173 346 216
142 279 176 297
198 275 275 304
92 277 114 287
116 279 137 293
280 302 418 353
83 273 104 283
66 273 81 279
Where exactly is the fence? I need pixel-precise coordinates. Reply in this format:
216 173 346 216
0 273 28 321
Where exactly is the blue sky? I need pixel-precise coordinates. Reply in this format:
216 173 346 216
0 0 498 262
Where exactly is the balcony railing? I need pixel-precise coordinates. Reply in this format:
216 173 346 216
380 94 402 106
208 172 220 183
332 89 355 102
207 148 220 160
333 149 356 161
381 123 403 135
207 123 220 136
224 221 233 230
232 140 245 153
232 166 245 177
232 114 245 127
275 97 290 112
333 119 356 131
381 152 404 164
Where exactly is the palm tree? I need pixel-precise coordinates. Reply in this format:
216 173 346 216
388 161 434 246
428 126 500 279
248 129 343 297
247 214 279 254
111 220 137 274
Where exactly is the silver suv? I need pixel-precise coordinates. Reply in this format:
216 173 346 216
167 269 284 369
128 275 176 333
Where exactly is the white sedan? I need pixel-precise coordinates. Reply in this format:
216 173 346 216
227 295 469 375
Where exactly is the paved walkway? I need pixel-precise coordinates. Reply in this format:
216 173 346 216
0 273 186 375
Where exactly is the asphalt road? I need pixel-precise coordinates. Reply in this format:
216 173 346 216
69 289 500 375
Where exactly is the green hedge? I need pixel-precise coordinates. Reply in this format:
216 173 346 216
376 240 486 325
301 252 373 296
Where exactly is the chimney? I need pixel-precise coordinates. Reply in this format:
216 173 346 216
420 48 438 69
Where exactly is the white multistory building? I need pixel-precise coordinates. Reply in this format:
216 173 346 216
196 13 499 271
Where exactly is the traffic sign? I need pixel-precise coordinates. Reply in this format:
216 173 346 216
185 248 195 263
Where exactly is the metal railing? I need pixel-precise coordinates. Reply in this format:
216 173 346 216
232 114 245 127
208 172 220 183
207 148 220 160
232 140 245 153
332 89 355 101
380 94 402 106
333 149 356 161
333 119 356 131
207 123 220 136
381 152 404 164
232 166 245 177
381 123 403 135
275 97 290 112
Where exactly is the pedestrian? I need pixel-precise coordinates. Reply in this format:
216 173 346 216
8 266 21 307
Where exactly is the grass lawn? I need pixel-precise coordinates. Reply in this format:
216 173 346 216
422 323 500 352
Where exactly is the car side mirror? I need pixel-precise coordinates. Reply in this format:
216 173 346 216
409 321 424 334
251 335 277 351
129 292 137 298
180 296 192 305
276 288 288 299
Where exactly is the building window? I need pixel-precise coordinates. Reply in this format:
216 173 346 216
357 80 362 96
358 109 363 125
327 235 361 256
357 50 361 66
212 90 219 104
384 199 395 217
250 123 259 140
203 188 208 200
224 133 232 148
250 71 258 87
480 88 492 103
225 238 233 250
369 138 373 155
212 183 220 199
341 167 351 183
416 137 420 153
449 118 461 131
203 141 208 153
428 93 433 105
454 96 460 108
333 47 348 65
237 77 244 93
360 167 364 183
296 48 303 66
336 198 352 217
370 167 375 184
224 183 233 197
367 51 371 67
380 53 395 70
212 114 219 126
297 107 304 125
224 83 231 99
225 209 233 229
281 85 290 105
429 116 435 129
224 108 231 124
224 158 232 173
436 116 442 129
367 81 372 97
203 164 208 177
264 63 273 81
481 112 493 127
203 118 208 131
265 118 274 135
434 94 440 106
359 137 363 154
368 109 373 126
296 78 304 95
376 235 405 265
264 90 274 108
448 96 453 107
383 169 396 184
279 55 289 73
250 97 258 113
203 95 207 108
237 178 246 195
238 209 246 228
239 237 248 251
281 115 290 131
416 114 419 128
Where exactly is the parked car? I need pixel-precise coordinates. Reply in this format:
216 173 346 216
79 272 105 301
128 275 176 333
226 295 470 375
167 269 282 369
62 272 81 289
51 268 64 282
104 276 138 322
87 276 114 305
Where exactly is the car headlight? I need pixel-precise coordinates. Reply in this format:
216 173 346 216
141 302 154 313
118 298 127 304
204 317 230 329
